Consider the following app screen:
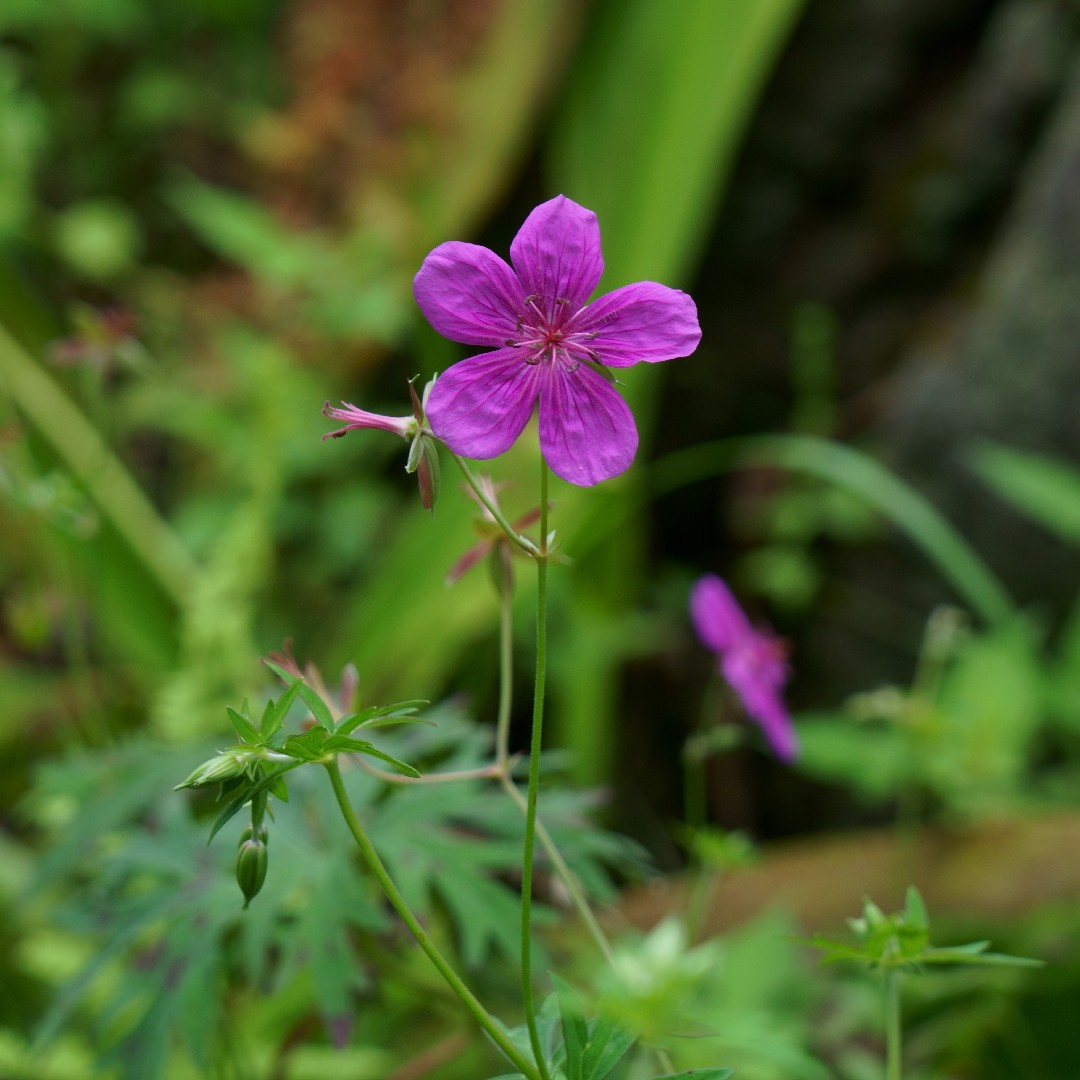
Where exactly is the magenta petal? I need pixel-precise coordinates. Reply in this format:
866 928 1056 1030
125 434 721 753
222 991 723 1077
689 576 752 654
425 348 542 460
575 282 702 368
537 363 637 486
413 242 525 347
723 653 798 762
510 196 604 315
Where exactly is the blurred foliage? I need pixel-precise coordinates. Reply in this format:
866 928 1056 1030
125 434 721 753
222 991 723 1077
3 0 1080 1078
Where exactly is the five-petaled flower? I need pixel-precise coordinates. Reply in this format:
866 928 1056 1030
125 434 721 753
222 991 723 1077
413 195 701 486
689 575 798 762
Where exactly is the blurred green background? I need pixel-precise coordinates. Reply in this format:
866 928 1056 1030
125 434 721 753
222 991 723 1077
4 0 1080 1077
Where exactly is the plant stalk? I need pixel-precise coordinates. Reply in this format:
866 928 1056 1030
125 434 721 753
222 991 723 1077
324 759 540 1080
520 458 553 1080
884 969 902 1080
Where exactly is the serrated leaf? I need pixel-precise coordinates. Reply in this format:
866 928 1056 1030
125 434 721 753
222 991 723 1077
226 706 259 745
264 660 336 730
207 762 301 844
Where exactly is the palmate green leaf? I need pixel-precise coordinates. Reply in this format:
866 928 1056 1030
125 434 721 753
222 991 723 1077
263 660 336 730
206 762 300 844
281 727 331 762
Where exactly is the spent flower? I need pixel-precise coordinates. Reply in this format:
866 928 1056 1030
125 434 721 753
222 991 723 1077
414 195 701 486
322 378 440 509
689 574 798 762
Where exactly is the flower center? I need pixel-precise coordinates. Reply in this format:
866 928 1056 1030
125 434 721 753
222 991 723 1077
506 295 600 372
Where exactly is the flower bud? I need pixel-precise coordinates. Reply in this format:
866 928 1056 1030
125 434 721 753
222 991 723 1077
174 751 247 790
238 823 269 847
236 837 268 909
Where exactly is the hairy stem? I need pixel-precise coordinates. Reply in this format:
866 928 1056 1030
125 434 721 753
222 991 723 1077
324 759 540 1080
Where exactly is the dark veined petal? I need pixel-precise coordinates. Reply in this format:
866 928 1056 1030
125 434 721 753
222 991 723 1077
574 281 702 368
689 575 752 655
413 242 525 347
510 196 604 315
537 361 637 486
425 348 542 459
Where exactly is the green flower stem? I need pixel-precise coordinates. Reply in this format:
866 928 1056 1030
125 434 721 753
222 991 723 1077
884 969 902 1080
499 775 616 969
520 458 553 1080
491 541 615 969
452 452 540 557
496 546 515 768
324 759 540 1080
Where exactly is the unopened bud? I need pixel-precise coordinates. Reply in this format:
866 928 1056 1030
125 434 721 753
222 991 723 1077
238 823 269 847
236 837 268 909
175 751 246 790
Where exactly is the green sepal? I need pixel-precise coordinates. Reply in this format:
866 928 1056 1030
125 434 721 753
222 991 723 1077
174 752 248 790
207 762 301 844
417 434 440 511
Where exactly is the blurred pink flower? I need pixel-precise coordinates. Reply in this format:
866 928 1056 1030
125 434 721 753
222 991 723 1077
689 574 798 762
413 195 700 486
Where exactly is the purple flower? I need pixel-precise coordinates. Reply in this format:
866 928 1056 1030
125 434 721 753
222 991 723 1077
689 575 798 762
413 195 701 486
